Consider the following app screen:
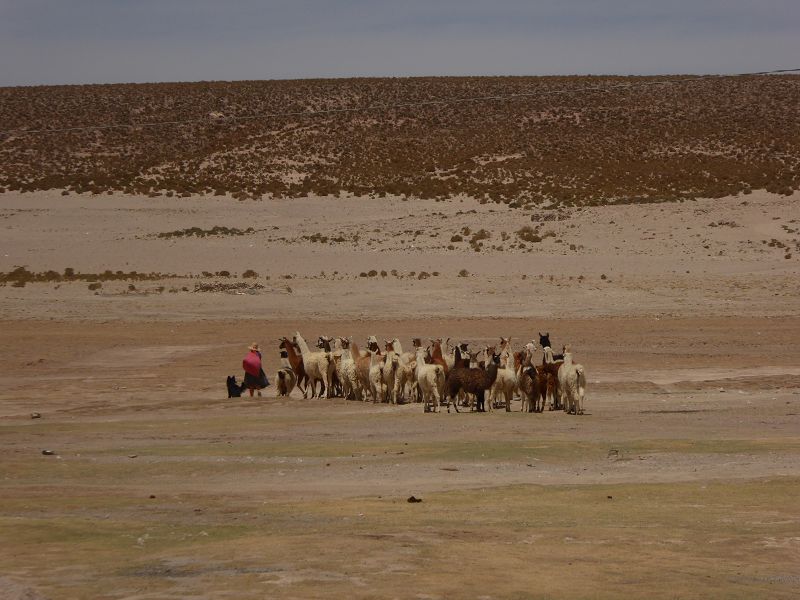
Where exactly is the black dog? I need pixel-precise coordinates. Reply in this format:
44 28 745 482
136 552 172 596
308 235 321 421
226 375 246 398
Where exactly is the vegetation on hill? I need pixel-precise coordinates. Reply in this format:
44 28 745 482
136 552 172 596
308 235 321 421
1 76 798 205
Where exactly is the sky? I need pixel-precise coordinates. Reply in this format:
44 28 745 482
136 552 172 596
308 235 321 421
1 0 798 86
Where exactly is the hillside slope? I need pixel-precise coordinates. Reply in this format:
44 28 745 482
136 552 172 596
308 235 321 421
1 75 798 204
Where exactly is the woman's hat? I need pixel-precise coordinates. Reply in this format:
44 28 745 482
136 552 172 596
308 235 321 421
249 342 260 352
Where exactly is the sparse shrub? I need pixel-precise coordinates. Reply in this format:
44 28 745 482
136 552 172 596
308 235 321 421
242 269 258 278
517 226 542 243
470 229 491 243
88 282 102 291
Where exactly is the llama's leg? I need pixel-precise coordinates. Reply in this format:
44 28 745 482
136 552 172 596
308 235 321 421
392 376 402 404
248 388 254 397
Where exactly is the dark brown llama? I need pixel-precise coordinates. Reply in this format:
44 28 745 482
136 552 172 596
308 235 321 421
444 352 500 413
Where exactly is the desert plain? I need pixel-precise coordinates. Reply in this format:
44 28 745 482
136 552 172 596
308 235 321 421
1 184 799 600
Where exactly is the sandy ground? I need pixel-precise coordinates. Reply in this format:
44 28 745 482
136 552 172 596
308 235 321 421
1 191 800 599
1 189 798 320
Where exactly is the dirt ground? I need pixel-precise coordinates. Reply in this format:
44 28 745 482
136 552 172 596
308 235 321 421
1 191 799 599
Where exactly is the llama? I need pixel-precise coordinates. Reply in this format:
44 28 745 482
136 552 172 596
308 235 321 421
317 336 344 397
390 339 414 403
334 337 360 400
558 346 587 415
539 333 564 360
279 337 308 398
393 339 422 404
351 341 378 402
428 339 449 376
276 368 296 397
414 347 446 412
489 343 517 412
295 331 334 398
445 353 500 412
541 346 564 411
368 348 387 403
381 340 400 404
517 350 544 413
447 347 476 409
441 338 463 371
444 350 500 413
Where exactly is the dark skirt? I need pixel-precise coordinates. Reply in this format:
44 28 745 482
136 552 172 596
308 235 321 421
244 369 269 389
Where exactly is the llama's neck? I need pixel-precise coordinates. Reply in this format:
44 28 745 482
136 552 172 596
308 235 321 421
415 348 427 364
369 350 382 368
295 333 312 356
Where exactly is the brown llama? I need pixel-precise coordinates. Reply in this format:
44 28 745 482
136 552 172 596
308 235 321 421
351 341 383 401
444 351 500 412
279 337 308 398
429 339 449 376
541 346 564 410
516 350 544 413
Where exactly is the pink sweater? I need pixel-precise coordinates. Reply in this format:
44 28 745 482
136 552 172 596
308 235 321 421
243 351 262 376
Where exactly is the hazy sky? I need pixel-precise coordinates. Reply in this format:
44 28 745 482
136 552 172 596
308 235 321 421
1 0 798 86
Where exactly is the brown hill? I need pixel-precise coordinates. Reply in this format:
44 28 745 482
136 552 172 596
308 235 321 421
1 75 798 204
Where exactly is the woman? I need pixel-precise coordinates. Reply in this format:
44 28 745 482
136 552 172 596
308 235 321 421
242 342 269 397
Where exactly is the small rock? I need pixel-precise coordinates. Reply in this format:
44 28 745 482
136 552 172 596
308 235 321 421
41 450 55 455
607 496 613 499
30 412 41 419
128 454 138 459
149 494 156 499
407 496 422 503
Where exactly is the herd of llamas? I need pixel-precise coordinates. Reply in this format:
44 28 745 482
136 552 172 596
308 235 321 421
258 332 586 415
